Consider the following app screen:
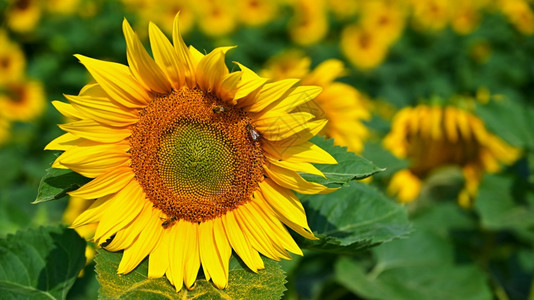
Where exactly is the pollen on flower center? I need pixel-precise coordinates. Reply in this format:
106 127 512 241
129 87 265 224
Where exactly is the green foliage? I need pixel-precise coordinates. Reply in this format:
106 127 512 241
95 250 286 299
34 168 90 204
0 226 86 299
335 228 492 300
476 98 534 150
299 183 411 254
475 174 534 240
303 137 385 185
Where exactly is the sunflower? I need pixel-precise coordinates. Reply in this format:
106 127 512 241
47 15 336 290
359 0 407 45
195 0 237 37
6 0 42 33
237 0 278 27
340 23 391 71
499 0 534 35
0 79 45 122
410 0 451 32
383 104 520 207
0 31 26 85
261 50 370 153
289 0 329 46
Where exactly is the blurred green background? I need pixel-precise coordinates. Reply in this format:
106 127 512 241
0 0 533 299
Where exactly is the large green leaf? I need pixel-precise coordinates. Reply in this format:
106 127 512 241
302 137 384 186
33 168 90 204
0 226 87 299
475 99 534 149
335 229 492 300
298 182 411 254
474 174 534 240
95 250 286 299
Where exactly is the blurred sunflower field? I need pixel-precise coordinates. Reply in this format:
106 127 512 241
1 0 534 299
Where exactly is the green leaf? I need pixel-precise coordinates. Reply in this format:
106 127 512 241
33 168 90 204
95 250 286 299
302 136 385 186
335 229 492 300
298 182 411 254
0 226 87 300
474 174 534 239
475 99 534 149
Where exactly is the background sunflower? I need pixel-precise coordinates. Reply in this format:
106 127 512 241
0 0 533 299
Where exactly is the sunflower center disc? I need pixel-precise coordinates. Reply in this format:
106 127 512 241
130 88 265 224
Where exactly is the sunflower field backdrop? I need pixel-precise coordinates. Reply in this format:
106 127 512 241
0 0 533 299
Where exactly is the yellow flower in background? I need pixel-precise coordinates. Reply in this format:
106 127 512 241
326 0 359 20
238 0 278 27
410 0 451 32
383 104 520 207
0 117 10 147
195 0 237 37
499 0 534 35
359 0 407 45
63 197 98 266
449 0 483 35
0 80 45 121
262 50 370 153
341 24 391 71
126 0 196 37
47 15 336 291
44 0 81 15
0 31 26 85
6 0 42 33
289 0 328 46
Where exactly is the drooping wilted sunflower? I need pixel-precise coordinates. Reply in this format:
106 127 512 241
383 104 520 207
47 15 336 290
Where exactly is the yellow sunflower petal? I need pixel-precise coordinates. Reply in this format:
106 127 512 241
263 141 336 164
258 179 312 235
255 112 315 141
199 220 228 289
45 132 80 151
213 217 231 286
264 163 336 195
234 204 282 260
64 93 138 127
57 143 130 178
118 208 164 274
196 46 235 93
68 165 134 199
240 79 299 112
58 119 131 143
168 221 186 290
71 197 110 228
105 201 153 252
93 181 146 245
222 211 264 272
172 13 196 87
183 222 200 289
254 188 316 240
234 62 268 101
123 19 172 94
263 85 322 113
148 21 185 90
148 215 170 278
75 54 149 108
248 199 303 256
52 100 85 120
267 156 325 177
